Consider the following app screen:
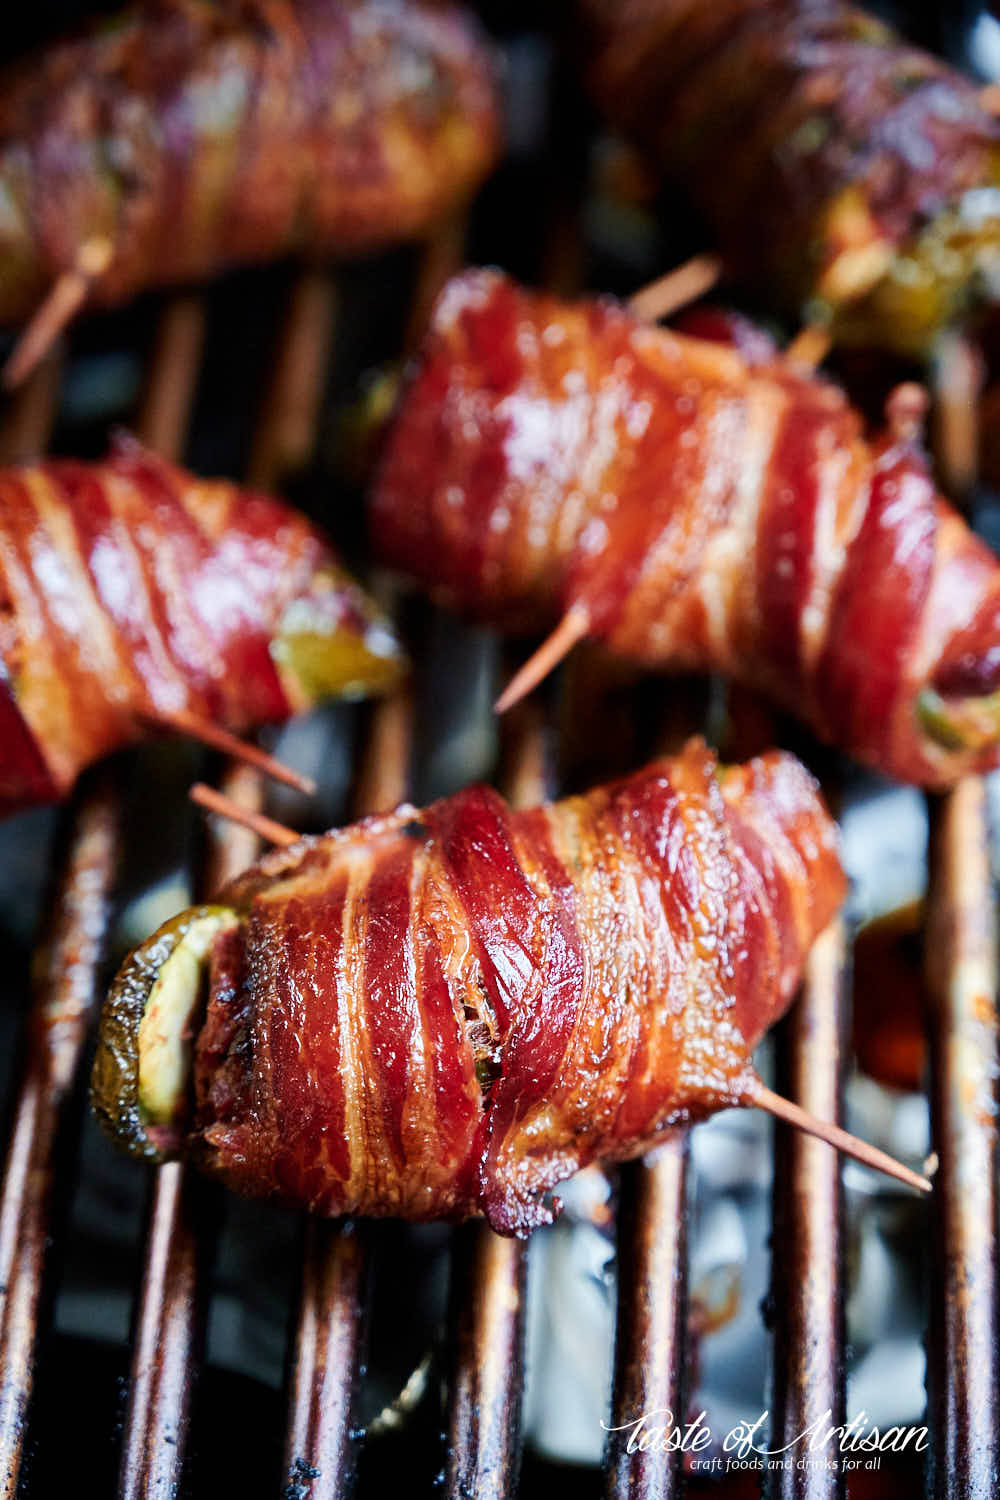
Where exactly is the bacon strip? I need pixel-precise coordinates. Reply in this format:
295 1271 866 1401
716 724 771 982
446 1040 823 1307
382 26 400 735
148 740 844 1235
0 434 402 816
372 269 1000 786
0 0 501 324
571 0 1000 353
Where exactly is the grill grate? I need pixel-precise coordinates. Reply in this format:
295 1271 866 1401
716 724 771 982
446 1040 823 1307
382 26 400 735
0 160 996 1500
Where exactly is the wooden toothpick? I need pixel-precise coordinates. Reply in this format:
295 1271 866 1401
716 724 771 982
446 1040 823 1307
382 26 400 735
3 238 114 389
746 1078 932 1193
494 605 592 714
628 254 723 324
146 707 316 795
189 782 300 847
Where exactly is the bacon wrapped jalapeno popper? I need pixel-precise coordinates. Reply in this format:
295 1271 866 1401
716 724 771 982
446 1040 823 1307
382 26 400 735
371 269 1000 788
92 740 846 1235
0 435 403 817
574 0 1000 355
0 0 501 327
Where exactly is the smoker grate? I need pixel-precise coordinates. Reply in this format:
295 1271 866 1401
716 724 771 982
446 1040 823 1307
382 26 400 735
0 124 996 1500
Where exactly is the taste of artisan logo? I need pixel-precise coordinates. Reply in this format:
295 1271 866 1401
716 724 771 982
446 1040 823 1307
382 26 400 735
602 1407 929 1476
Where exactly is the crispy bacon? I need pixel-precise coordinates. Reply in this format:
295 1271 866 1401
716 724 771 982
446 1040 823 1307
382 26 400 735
572 0 1000 353
93 740 844 1235
0 434 402 817
371 269 1000 787
0 0 501 324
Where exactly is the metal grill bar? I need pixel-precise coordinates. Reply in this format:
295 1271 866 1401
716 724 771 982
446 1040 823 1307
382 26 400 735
282 692 412 1500
925 778 1000 1500
768 918 848 1500
0 778 121 1499
0 344 112 1500
117 266 333 1497
137 297 206 463
442 703 548 1500
117 764 263 1500
284 1220 371 1500
444 1227 527 1499
931 333 984 504
602 688 709 1500
405 222 468 361
0 350 62 467
117 1162 217 1500
281 229 466 1500
247 271 337 492
605 1137 690 1500
115 294 212 1500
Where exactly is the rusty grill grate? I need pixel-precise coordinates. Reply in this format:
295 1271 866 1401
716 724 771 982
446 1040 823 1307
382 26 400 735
0 63 997 1500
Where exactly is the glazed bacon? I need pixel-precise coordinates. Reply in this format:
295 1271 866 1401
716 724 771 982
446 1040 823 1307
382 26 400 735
371 269 1000 788
572 0 1000 353
0 435 402 817
93 740 845 1235
0 0 500 326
